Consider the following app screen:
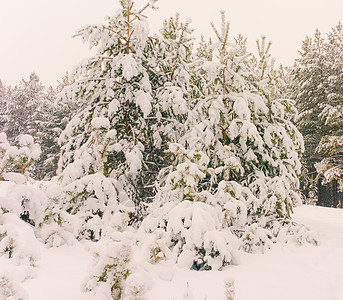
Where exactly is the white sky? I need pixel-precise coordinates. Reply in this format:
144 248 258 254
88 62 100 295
0 0 342 87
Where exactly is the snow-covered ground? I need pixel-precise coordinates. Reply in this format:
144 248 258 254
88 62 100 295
2 205 339 299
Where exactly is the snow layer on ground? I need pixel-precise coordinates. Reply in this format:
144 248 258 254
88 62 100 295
21 244 93 300
8 205 343 299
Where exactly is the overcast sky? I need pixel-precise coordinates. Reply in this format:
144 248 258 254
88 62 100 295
1 0 342 87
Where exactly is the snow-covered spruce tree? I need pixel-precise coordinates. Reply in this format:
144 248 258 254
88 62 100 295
54 0 167 242
11 134 41 180
314 22 343 194
292 22 343 204
141 12 314 271
316 136 343 193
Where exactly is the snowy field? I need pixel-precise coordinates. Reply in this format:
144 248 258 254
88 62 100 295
1 205 341 300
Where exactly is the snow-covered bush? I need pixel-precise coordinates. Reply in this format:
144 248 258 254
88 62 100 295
224 278 235 300
82 231 148 300
240 224 274 253
82 236 132 299
0 132 41 182
0 213 43 300
142 199 239 270
0 213 42 265
0 181 48 226
37 175 132 245
141 228 172 264
123 273 148 300
35 181 78 247
61 172 133 241
15 134 41 177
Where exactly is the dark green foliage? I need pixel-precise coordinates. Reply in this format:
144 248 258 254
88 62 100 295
292 22 343 203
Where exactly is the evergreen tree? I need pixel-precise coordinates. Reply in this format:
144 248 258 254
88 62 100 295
293 22 343 203
292 29 329 201
30 86 58 179
56 0 163 240
6 73 45 144
314 22 343 194
3 73 51 178
37 73 79 180
150 13 198 182
142 13 310 271
5 73 67 180
36 74 78 180
80 13 199 296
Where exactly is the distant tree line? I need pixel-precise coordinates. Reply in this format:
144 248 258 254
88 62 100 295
291 21 343 207
1 23 342 207
0 73 76 179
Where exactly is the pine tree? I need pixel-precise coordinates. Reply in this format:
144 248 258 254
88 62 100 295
56 0 163 240
142 12 309 271
149 13 198 183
